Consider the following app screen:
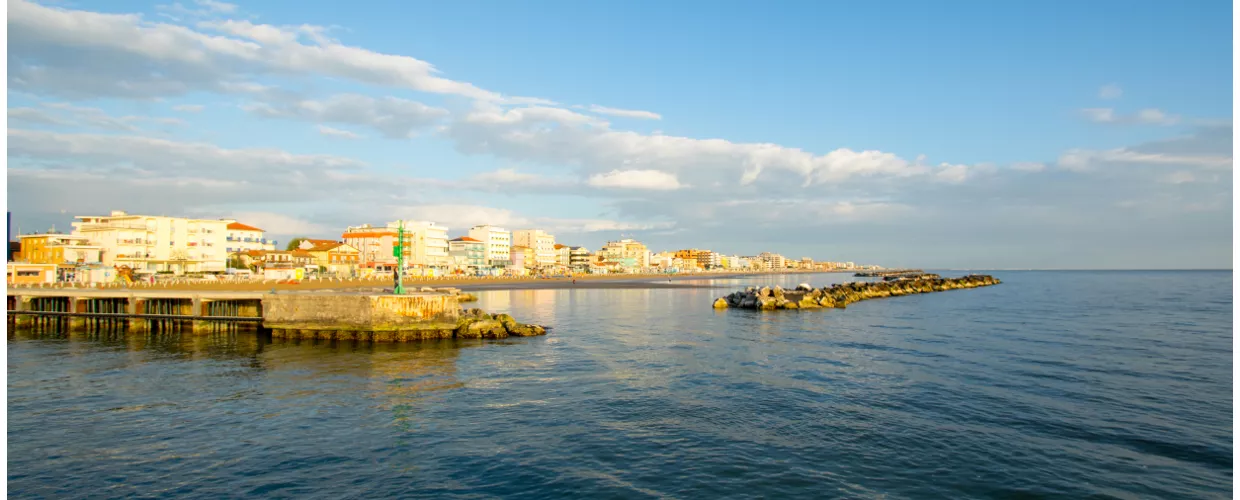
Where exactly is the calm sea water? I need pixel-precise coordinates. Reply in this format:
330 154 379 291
8 271 1232 499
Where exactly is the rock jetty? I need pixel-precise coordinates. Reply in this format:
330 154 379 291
854 269 927 278
712 275 1000 311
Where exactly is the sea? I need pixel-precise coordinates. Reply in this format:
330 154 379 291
7 270 1233 499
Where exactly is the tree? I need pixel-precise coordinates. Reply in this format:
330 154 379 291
286 238 308 251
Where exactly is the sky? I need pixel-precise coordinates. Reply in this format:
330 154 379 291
5 0 1234 269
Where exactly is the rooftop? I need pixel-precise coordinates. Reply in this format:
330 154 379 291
226 221 264 232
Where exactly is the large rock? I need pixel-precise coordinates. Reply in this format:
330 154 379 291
464 319 507 339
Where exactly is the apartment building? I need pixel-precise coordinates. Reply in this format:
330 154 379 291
600 239 650 270
468 225 512 268
448 237 486 270
70 211 229 273
758 252 787 270
513 229 556 269
342 224 407 272
18 232 102 266
395 220 450 269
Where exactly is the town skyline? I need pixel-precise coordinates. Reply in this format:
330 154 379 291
7 0 1232 270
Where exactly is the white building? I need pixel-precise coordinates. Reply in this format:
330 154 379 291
389 220 451 269
71 210 229 273
513 229 556 268
224 220 276 254
468 225 512 268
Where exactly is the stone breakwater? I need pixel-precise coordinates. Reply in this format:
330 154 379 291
712 275 1001 311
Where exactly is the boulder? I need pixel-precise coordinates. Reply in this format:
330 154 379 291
465 319 508 339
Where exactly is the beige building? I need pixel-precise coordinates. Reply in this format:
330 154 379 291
468 225 512 268
396 220 451 270
513 229 556 269
599 238 650 270
70 211 230 273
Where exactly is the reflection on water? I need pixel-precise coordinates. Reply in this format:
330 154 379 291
8 272 1233 499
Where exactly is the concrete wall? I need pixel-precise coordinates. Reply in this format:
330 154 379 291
262 293 461 330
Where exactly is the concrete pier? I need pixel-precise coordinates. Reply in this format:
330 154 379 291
7 289 546 342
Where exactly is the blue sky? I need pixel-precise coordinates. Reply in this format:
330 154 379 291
7 0 1233 268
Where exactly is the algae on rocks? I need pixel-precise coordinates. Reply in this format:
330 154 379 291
712 274 1001 311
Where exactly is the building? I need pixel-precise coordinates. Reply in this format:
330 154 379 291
513 229 556 269
70 211 229 274
342 224 406 272
17 232 104 282
7 263 57 285
568 246 591 271
758 252 786 270
448 237 486 272
509 245 536 274
303 242 361 276
468 225 511 268
555 244 570 267
298 239 338 250
224 221 276 254
673 249 706 270
402 220 451 270
599 239 650 271
18 232 102 266
697 251 721 270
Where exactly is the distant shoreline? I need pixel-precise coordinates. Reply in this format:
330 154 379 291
43 269 854 292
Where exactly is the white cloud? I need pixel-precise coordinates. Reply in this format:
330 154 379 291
587 170 683 190
223 211 330 236
385 204 667 235
1011 162 1046 172
194 0 237 14
1164 171 1196 184
9 128 366 174
585 105 662 120
318 125 363 140
446 105 967 189
1133 108 1179 125
1081 108 1117 123
933 163 971 183
244 94 448 138
1099 84 1123 100
9 102 185 131
1058 147 1232 171
173 104 205 112
1080 107 1179 125
9 0 543 103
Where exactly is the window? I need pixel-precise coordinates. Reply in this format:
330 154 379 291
17 270 40 277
